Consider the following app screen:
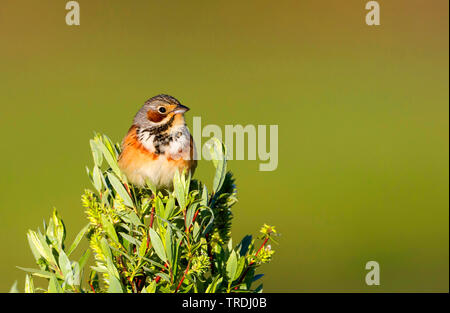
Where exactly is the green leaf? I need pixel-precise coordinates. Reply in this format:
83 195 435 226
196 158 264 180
185 203 198 230
234 257 246 281
252 274 264 282
102 134 119 158
145 179 157 195
58 250 74 285
102 216 119 243
100 238 120 278
92 165 103 191
51 209 66 248
67 223 90 256
89 139 103 167
26 231 42 262
27 230 56 266
9 281 18 293
201 184 208 206
86 166 93 183
201 207 215 236
149 228 167 263
182 284 194 293
164 227 173 264
207 138 227 194
78 249 90 271
172 236 182 278
164 196 175 219
37 231 57 265
173 170 186 210
72 262 81 286
140 198 152 215
141 257 166 270
45 216 55 243
205 276 223 293
90 266 108 273
185 170 192 196
154 196 165 219
138 234 148 257
120 211 143 227
255 284 263 293
226 250 238 282
96 137 121 177
193 222 200 241
48 275 63 293
237 235 252 257
228 238 234 254
107 172 134 208
17 266 62 279
144 280 157 293
155 272 171 283
108 276 123 293
24 275 34 293
119 232 140 247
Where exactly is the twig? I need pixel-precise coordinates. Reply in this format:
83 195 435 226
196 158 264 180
155 262 168 283
256 237 269 256
234 237 269 290
175 259 191 293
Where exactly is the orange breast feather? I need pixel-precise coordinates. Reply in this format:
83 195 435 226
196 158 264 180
118 125 197 187
118 126 157 172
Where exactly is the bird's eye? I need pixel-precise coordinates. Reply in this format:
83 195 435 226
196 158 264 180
158 107 167 114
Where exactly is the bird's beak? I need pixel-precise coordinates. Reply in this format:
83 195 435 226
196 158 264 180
173 104 190 114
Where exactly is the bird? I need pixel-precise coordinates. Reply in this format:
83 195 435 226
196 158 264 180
118 94 197 190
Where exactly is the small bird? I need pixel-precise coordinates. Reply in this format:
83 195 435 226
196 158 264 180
118 94 197 189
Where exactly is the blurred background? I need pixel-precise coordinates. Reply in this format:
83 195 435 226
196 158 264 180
0 0 448 292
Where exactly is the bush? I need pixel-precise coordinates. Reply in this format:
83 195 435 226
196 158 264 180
12 134 277 293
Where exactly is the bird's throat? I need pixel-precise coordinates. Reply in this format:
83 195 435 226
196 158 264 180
136 115 188 155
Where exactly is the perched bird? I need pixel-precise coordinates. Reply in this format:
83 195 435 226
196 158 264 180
118 94 197 189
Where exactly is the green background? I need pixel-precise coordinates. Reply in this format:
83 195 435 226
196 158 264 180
0 0 448 292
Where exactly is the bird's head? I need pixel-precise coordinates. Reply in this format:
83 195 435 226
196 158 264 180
133 94 189 129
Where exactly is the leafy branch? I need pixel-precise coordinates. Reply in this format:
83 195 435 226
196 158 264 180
12 134 278 293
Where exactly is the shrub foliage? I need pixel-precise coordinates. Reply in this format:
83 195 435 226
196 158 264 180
13 134 277 293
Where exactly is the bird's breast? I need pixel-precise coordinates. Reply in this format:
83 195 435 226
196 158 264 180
118 124 196 188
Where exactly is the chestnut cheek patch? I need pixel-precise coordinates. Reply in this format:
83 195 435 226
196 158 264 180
147 110 165 123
